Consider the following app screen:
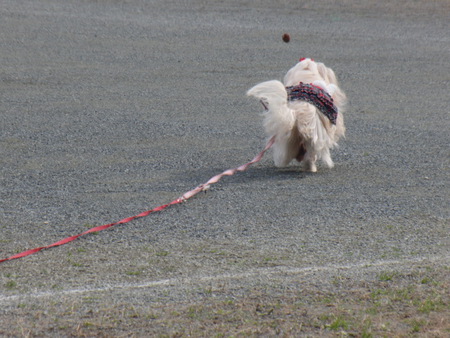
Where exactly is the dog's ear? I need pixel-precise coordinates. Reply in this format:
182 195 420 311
332 86 347 111
316 63 338 85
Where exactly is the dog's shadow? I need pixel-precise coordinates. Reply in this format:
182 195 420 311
183 165 311 189
236 166 313 183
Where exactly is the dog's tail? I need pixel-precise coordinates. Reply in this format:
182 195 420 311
247 80 295 137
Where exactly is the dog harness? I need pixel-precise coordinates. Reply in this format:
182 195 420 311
286 82 338 125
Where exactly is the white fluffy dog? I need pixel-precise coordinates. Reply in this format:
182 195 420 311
247 58 347 172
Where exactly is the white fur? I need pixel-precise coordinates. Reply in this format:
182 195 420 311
247 58 347 172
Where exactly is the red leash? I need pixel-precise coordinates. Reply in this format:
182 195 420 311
0 137 275 264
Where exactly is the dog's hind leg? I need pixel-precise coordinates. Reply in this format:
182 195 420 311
302 151 318 172
320 147 334 168
272 132 300 167
272 139 293 167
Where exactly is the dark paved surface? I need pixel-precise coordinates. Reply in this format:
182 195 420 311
1 0 449 329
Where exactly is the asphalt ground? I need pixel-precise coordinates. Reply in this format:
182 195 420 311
0 0 449 335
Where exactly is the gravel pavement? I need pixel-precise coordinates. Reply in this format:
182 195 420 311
1 0 449 335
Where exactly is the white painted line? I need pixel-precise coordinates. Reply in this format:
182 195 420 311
1 255 448 304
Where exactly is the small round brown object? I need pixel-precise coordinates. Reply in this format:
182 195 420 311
282 33 290 43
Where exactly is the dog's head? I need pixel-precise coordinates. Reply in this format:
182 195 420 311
284 58 347 109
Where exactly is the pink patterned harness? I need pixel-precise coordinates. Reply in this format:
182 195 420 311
286 82 338 125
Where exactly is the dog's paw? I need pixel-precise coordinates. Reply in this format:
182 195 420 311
308 164 317 173
301 162 317 173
